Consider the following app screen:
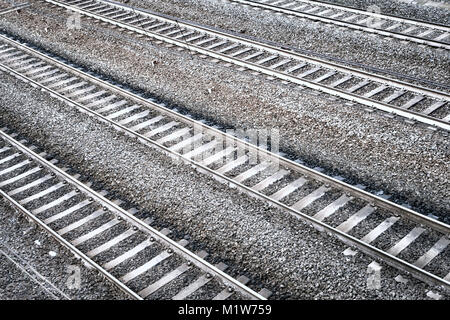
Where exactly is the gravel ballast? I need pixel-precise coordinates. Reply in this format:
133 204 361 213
0 68 448 300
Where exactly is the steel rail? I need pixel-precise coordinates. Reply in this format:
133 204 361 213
302 0 450 29
228 0 450 49
0 2 30 16
44 0 450 131
0 32 448 235
66 0 450 101
0 127 265 300
0 36 448 291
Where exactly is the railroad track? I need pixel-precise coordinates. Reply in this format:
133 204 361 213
0 2 30 16
0 128 270 300
42 0 450 131
0 33 448 291
227 0 450 49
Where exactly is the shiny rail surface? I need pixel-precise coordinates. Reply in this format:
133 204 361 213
0 2 30 15
0 33 448 290
228 0 450 49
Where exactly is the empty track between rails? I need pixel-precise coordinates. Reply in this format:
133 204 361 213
228 0 450 49
0 128 269 300
42 0 450 131
0 33 448 291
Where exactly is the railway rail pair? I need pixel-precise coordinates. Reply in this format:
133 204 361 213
0 127 270 300
39 0 450 131
229 0 450 49
0 31 448 296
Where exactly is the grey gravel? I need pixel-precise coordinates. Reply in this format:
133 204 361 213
0 247 58 299
0 69 448 299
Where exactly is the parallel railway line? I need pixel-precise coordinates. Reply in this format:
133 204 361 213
0 2 30 16
227 0 450 49
0 33 448 291
0 128 269 300
42 0 450 131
